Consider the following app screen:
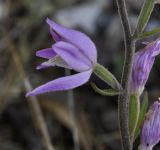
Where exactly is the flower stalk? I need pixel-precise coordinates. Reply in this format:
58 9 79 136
116 0 135 149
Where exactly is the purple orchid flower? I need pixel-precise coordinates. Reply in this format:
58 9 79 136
139 100 160 150
26 18 97 97
130 39 160 95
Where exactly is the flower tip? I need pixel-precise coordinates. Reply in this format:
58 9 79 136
36 65 42 70
46 17 50 23
46 18 60 30
36 63 49 70
46 17 54 26
35 50 40 57
25 92 32 97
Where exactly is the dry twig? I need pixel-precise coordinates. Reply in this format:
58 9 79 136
8 39 56 150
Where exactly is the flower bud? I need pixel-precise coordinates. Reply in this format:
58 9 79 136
130 39 160 95
139 100 160 150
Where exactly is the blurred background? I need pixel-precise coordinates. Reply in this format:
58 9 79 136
0 0 160 149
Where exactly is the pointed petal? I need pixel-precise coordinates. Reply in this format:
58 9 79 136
26 69 92 96
49 27 62 41
46 18 97 63
36 48 57 59
53 41 92 72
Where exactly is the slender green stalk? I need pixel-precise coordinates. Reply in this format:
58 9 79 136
116 0 136 149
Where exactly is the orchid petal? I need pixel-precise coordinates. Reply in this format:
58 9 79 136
46 18 97 63
53 41 92 72
49 27 62 41
26 69 92 96
36 48 57 59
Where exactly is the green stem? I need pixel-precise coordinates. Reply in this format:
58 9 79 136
116 0 136 149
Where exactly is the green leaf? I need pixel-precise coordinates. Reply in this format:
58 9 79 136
134 92 148 141
91 82 119 96
129 94 140 141
136 28 160 40
93 63 122 90
135 0 155 35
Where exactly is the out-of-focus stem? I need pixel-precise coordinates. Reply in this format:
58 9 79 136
8 39 55 150
65 69 80 150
